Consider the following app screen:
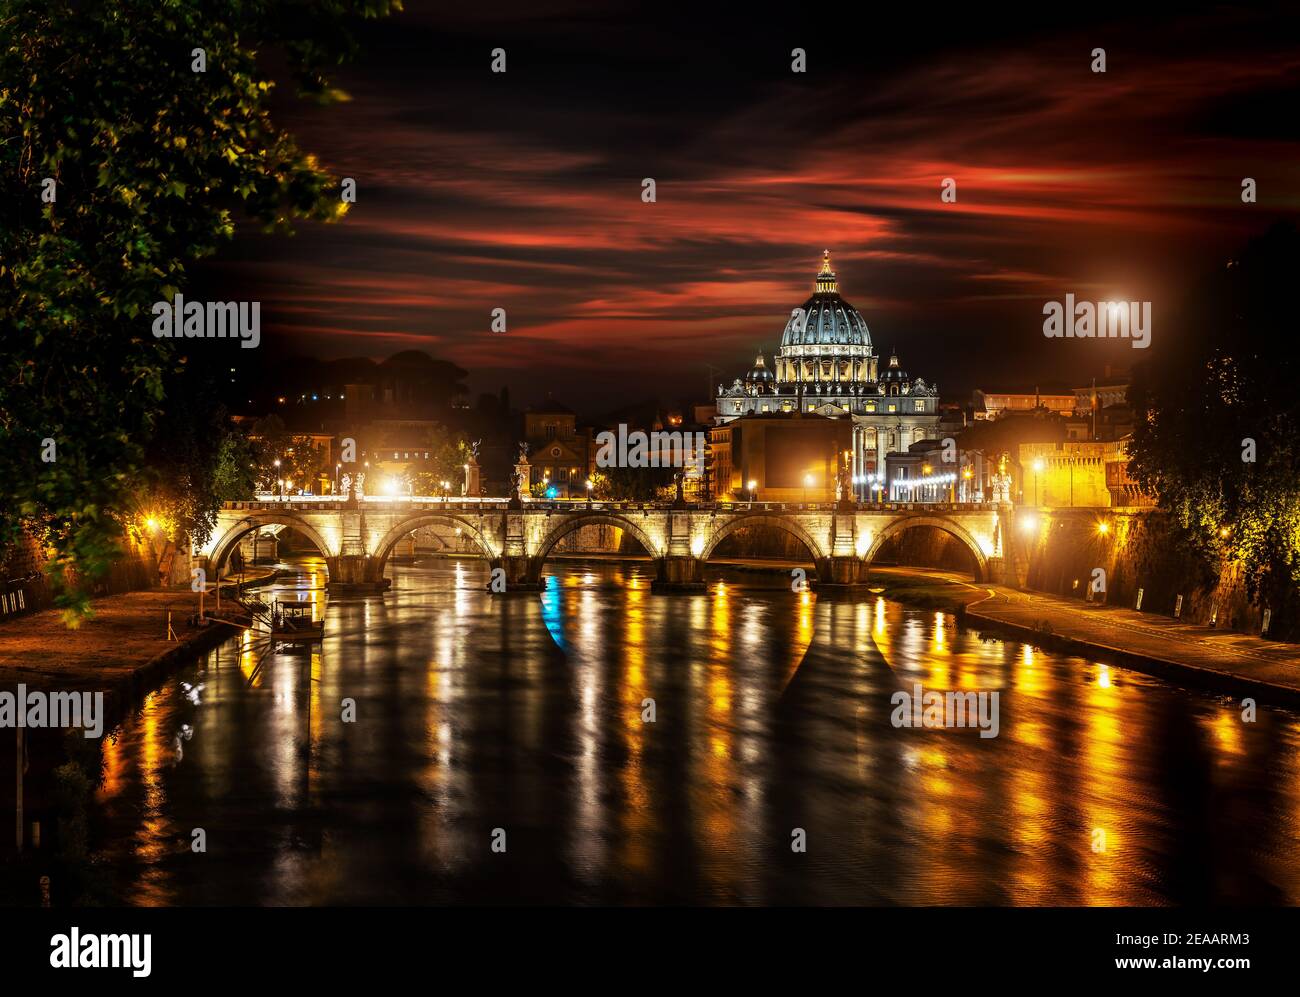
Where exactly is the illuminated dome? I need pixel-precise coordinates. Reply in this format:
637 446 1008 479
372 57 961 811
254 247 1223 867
744 351 775 390
779 251 872 348
881 351 908 382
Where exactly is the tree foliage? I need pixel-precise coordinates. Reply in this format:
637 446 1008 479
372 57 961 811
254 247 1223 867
1128 223 1300 625
409 433 474 496
248 415 326 493
0 0 399 617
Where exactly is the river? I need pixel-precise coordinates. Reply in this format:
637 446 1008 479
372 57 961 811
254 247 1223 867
91 556 1300 905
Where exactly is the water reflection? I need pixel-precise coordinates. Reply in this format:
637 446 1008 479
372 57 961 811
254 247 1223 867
91 556 1300 905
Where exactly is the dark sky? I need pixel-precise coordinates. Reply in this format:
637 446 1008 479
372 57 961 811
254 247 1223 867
203 1 1300 411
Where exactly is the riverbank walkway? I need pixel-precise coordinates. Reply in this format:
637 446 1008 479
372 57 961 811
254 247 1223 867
0 568 280 694
869 566 1300 704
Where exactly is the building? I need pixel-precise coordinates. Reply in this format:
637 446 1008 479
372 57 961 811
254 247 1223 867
1069 371 1133 441
356 420 447 495
880 439 1001 504
709 412 851 503
715 251 941 482
1018 440 1131 508
972 386 1076 421
1072 370 1130 415
525 401 593 497
1105 443 1156 506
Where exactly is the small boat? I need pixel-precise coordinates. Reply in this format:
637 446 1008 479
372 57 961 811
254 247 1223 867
270 598 324 644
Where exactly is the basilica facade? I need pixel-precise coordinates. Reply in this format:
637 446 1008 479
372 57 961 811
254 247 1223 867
715 252 941 489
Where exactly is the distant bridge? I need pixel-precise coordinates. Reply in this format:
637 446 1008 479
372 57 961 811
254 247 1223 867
201 498 1014 592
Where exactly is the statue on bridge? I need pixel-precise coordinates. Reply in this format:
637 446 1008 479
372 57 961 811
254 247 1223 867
510 443 531 509
355 472 365 500
340 473 352 500
990 454 1012 504
836 458 855 508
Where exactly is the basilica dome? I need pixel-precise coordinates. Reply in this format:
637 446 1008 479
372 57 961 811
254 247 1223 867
779 251 872 349
744 351 775 389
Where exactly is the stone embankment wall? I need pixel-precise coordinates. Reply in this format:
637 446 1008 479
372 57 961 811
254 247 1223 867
1018 508 1279 638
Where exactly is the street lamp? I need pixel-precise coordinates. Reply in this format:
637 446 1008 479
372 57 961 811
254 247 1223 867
1032 457 1045 507
747 479 757 507
803 473 814 503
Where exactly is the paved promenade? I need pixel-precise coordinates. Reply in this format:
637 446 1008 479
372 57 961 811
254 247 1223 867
871 566 1300 706
0 570 280 695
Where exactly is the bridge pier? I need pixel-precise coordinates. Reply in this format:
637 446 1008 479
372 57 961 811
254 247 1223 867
326 555 391 593
811 556 869 593
487 555 544 593
650 556 706 593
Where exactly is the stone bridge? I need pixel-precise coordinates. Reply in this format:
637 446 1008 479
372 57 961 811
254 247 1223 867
200 498 1013 592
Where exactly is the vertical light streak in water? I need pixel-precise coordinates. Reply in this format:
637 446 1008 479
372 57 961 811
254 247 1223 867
733 599 768 897
271 642 300 810
418 558 468 873
1008 642 1052 902
567 572 606 883
1080 660 1128 904
133 689 177 905
617 569 651 877
307 647 322 802
691 581 738 899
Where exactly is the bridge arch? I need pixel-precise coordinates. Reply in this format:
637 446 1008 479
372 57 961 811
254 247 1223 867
210 513 334 576
533 513 666 566
372 513 498 573
863 514 988 582
700 513 829 565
